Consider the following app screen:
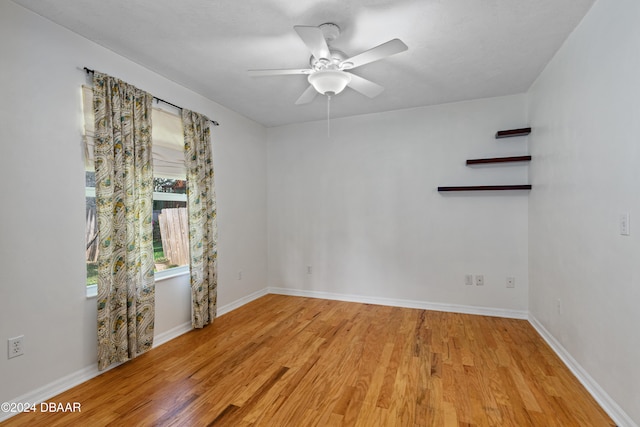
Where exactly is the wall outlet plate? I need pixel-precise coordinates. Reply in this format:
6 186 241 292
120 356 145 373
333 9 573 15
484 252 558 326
506 277 515 288
465 274 473 286
475 275 484 286
8 336 24 359
620 212 630 236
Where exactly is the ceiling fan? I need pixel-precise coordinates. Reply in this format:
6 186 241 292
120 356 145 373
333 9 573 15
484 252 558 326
248 23 408 105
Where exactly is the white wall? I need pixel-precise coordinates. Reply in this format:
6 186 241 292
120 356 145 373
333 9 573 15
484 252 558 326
0 1 267 406
268 95 530 313
528 0 640 424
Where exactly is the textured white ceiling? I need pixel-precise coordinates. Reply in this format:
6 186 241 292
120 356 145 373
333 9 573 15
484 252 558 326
13 0 595 127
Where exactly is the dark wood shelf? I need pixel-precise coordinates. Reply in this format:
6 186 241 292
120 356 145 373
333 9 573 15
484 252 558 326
437 127 533 193
466 155 531 165
495 128 531 139
438 185 532 192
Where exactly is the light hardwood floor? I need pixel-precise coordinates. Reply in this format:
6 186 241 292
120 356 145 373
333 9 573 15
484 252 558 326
2 295 615 426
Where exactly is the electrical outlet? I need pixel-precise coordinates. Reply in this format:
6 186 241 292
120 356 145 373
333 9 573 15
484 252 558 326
556 298 562 315
465 274 473 286
506 277 515 288
620 212 630 236
8 336 24 359
475 275 484 286
307 266 312 275
238 271 242 280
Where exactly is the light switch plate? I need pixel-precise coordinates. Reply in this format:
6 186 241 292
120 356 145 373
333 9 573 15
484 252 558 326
620 212 630 236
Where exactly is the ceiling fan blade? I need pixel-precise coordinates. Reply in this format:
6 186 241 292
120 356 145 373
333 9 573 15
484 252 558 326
341 39 408 69
346 73 385 98
294 25 331 61
295 85 318 105
248 68 311 76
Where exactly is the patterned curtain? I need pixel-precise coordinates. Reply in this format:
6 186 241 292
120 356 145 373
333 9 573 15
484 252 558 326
182 109 218 328
93 72 155 370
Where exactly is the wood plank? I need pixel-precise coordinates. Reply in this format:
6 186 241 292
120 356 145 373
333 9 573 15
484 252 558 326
466 155 532 165
438 185 532 192
495 127 532 138
3 295 615 427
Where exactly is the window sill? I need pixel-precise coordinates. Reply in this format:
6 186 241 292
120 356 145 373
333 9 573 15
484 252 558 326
155 265 190 282
86 284 97 299
85 266 190 299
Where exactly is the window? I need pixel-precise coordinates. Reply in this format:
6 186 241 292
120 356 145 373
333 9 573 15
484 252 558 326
85 171 98 287
82 86 189 292
85 174 189 287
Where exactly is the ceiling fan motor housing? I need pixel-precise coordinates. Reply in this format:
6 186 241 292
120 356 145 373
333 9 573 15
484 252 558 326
310 49 348 70
319 23 340 44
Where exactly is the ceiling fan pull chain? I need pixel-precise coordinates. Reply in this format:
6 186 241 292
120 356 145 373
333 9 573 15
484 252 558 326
327 94 331 137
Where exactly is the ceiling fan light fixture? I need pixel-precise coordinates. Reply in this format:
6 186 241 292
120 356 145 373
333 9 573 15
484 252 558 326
308 70 351 95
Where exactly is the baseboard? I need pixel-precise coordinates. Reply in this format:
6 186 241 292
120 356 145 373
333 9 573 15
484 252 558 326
0 289 267 423
267 287 528 319
528 315 636 427
153 321 192 348
218 288 269 316
0 363 102 422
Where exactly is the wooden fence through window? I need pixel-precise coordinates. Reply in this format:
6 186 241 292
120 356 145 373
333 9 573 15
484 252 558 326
158 207 189 267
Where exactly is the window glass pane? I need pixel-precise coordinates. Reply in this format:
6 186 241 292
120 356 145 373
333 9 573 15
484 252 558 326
153 200 188 271
86 175 190 285
154 178 186 194
152 178 189 272
86 171 95 187
86 194 98 286
86 171 98 286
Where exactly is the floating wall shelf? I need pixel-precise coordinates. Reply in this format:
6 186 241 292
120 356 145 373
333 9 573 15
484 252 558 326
466 155 531 165
438 127 532 193
438 185 532 192
495 127 531 139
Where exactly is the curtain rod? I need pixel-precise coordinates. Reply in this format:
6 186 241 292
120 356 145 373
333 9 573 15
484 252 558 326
83 67 219 127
